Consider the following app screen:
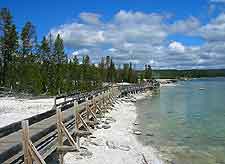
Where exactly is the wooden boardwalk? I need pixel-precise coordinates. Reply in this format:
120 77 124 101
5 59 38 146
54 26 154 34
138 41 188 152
0 83 158 164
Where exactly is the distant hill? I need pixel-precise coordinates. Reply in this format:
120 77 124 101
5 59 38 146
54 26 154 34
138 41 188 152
151 69 225 79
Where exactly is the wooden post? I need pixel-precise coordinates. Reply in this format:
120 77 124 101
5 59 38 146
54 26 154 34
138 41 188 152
111 87 114 98
102 93 106 113
54 97 57 108
74 101 79 129
86 98 90 121
21 120 46 164
77 112 90 132
57 108 64 164
102 94 104 108
74 101 80 149
74 101 93 147
21 120 32 164
57 107 79 164
92 98 96 113
88 99 97 121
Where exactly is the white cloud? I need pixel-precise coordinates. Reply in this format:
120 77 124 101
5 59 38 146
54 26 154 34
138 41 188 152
72 48 90 56
169 41 186 53
210 0 225 3
50 10 225 69
170 17 201 34
79 12 102 25
197 13 225 41
50 23 106 47
108 48 117 52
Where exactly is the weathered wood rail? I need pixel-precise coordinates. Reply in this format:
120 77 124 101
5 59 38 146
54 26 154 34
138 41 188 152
0 82 158 164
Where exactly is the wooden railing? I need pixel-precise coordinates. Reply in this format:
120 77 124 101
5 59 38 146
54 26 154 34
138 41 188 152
0 83 158 164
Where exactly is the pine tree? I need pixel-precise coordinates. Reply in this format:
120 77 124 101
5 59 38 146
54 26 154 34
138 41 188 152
40 36 50 62
109 58 116 82
39 37 52 94
0 8 18 85
72 55 79 65
54 34 66 64
99 57 106 81
147 65 152 79
82 55 90 65
21 21 37 62
53 34 66 94
122 64 129 82
3 24 18 88
18 21 37 91
144 64 152 79
48 33 54 62
128 62 133 83
106 56 111 82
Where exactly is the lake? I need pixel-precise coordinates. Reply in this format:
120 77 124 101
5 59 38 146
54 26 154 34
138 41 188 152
136 78 225 164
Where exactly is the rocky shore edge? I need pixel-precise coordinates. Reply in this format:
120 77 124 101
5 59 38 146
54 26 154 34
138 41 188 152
64 91 164 164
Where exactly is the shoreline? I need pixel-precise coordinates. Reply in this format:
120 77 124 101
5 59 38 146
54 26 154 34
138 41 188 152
64 91 164 164
157 79 177 87
0 97 54 128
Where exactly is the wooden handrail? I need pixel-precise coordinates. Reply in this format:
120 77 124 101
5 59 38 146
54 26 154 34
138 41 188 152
0 83 157 163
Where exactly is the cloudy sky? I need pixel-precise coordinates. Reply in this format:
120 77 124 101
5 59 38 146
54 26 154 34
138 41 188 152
1 0 225 69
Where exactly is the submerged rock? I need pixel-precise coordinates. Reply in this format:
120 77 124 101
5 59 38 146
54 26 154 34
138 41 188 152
105 117 116 124
80 150 93 158
133 130 142 135
146 133 154 137
131 99 136 103
106 140 117 149
184 135 192 139
102 124 111 129
119 145 131 151
104 120 110 124
96 125 102 129
133 122 139 125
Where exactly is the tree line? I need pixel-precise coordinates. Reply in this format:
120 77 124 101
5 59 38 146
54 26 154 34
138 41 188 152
0 8 152 96
152 69 225 79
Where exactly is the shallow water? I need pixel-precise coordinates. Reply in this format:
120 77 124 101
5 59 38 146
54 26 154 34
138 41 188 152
136 78 225 164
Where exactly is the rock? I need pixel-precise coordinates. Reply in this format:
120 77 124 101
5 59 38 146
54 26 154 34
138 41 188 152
95 121 100 125
90 136 96 138
184 135 192 139
89 141 99 146
106 116 115 121
80 149 93 158
119 145 131 151
106 117 116 122
102 124 111 129
106 141 117 149
131 99 136 103
104 120 110 124
133 122 139 126
146 133 154 137
81 139 90 147
96 125 102 129
105 118 116 124
89 138 105 146
75 156 83 160
133 130 142 135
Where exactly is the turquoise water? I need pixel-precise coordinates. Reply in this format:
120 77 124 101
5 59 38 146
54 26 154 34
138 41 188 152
136 78 225 164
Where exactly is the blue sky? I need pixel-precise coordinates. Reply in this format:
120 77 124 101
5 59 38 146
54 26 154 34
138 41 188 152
1 0 225 69
0 0 212 39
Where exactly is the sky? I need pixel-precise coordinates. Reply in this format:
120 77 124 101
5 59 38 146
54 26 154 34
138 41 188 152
1 0 225 69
